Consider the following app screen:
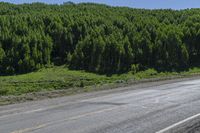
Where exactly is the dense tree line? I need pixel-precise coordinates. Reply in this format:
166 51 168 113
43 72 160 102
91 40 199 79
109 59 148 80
0 2 200 75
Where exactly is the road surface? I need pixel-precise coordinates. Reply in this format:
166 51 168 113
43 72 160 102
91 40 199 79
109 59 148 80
1 78 200 133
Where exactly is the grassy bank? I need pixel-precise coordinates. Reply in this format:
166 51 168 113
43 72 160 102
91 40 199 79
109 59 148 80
1 66 200 97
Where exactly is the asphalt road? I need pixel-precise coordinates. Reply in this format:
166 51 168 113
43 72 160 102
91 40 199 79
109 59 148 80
1 78 200 133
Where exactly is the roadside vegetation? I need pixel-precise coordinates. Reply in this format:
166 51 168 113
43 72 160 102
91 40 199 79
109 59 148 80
1 66 200 96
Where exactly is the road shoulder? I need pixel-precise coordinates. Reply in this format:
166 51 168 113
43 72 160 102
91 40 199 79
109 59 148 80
1 74 200 106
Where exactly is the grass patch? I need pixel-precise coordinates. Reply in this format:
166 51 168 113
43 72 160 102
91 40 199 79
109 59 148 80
1 66 200 96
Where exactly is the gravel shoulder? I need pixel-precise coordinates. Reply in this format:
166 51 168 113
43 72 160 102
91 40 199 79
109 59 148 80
1 74 200 106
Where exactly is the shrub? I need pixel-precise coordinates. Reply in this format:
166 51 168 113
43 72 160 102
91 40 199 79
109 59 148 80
131 64 140 74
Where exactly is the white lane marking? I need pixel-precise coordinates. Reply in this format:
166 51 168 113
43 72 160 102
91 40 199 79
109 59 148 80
0 108 44 119
22 108 44 114
80 94 123 102
11 105 128 133
156 113 200 133
0 107 25 114
0 101 84 119
11 124 46 133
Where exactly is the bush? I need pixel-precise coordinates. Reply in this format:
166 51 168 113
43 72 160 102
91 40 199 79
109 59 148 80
80 81 84 87
145 69 158 76
0 89 8 95
131 64 140 74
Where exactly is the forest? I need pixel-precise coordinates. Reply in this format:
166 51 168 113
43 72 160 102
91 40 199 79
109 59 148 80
0 2 200 75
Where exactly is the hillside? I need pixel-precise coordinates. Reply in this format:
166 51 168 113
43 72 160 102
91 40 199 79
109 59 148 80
0 2 200 76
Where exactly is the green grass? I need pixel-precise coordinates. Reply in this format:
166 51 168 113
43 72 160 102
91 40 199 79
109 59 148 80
0 66 200 96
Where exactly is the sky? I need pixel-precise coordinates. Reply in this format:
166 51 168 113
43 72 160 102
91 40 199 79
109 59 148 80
1 0 200 9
